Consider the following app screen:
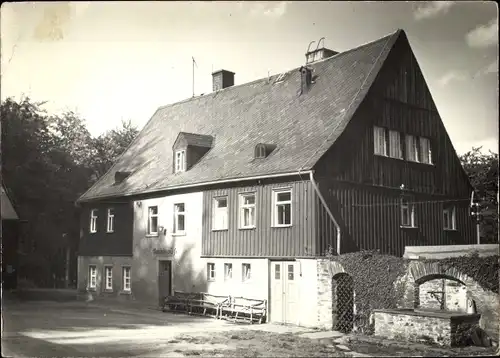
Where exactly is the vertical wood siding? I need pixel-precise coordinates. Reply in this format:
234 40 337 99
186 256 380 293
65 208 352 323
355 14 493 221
318 181 476 257
202 180 316 257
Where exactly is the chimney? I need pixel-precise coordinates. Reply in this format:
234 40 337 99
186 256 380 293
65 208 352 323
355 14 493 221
305 47 338 64
212 70 235 92
299 66 313 94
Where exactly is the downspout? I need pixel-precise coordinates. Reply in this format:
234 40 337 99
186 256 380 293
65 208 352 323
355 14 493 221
308 170 341 255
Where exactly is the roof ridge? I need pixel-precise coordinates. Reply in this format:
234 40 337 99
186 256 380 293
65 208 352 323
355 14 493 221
154 29 404 112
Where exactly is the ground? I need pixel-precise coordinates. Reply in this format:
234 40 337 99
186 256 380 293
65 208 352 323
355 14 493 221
1 289 497 357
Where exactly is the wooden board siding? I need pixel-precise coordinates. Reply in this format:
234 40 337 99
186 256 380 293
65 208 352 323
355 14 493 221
202 179 316 257
78 201 134 256
317 180 476 257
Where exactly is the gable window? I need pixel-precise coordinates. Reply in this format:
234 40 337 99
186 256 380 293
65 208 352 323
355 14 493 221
240 193 256 229
104 266 113 290
106 208 115 233
419 137 433 164
173 203 185 234
207 263 216 281
147 206 158 236
88 265 97 289
273 189 292 227
400 197 416 227
90 209 98 233
443 206 456 230
242 263 251 282
213 197 228 231
175 150 186 172
405 134 419 162
373 126 388 156
122 266 131 292
255 144 266 159
224 263 233 280
389 130 403 159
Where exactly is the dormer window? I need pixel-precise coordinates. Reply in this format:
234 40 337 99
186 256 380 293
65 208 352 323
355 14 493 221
254 143 276 159
175 150 186 173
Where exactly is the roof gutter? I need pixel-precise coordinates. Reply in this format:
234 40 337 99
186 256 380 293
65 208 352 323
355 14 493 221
308 170 341 255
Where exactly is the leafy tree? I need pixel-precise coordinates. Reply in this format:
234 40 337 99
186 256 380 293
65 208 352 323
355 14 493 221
460 147 499 244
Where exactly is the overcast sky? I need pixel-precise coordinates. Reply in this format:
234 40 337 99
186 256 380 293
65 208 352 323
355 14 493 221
1 1 498 154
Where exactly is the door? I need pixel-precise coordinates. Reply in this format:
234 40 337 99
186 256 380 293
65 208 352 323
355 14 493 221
270 261 298 324
158 260 172 305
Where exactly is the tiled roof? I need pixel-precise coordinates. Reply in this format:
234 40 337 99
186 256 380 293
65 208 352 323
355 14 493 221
175 132 214 148
78 29 403 203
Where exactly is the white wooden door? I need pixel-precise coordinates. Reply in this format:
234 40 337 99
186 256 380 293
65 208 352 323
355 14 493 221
270 261 298 324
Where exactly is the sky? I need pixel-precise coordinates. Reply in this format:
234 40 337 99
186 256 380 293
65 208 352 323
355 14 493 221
1 1 498 155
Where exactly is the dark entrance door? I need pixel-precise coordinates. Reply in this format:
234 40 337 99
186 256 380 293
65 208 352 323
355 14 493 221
158 260 172 306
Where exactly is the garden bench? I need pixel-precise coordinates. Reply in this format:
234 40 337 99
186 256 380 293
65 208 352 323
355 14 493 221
219 296 267 324
162 291 201 313
187 293 231 318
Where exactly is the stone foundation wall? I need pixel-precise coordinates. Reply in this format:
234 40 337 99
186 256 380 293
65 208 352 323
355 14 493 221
373 310 480 347
316 259 333 330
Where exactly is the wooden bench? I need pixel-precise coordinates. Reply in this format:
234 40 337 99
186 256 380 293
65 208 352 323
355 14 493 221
187 293 230 318
219 296 267 324
162 291 201 313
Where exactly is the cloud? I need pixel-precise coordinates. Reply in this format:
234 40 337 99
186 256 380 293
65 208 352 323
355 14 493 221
414 1 455 21
249 1 288 18
466 17 498 48
437 70 466 86
474 59 498 78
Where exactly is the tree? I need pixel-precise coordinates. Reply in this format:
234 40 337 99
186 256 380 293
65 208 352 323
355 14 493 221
459 147 499 244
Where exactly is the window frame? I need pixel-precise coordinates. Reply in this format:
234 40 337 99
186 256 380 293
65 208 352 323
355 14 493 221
104 265 113 291
419 136 433 165
388 130 403 160
400 197 416 228
239 192 256 229
122 266 131 292
242 263 252 282
272 188 292 227
106 208 115 233
173 203 186 235
147 206 159 236
443 206 457 231
224 263 233 281
88 265 97 289
207 262 216 281
90 209 98 234
212 196 229 231
255 144 267 159
175 150 186 173
373 126 388 157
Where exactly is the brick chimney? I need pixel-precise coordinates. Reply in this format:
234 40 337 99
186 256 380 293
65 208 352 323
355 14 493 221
212 70 235 92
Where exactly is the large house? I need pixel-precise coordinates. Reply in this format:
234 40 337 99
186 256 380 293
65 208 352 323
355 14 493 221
76 29 475 327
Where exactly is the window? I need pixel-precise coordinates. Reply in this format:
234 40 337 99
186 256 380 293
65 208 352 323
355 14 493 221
405 134 419 162
88 265 97 289
273 189 292 226
240 193 256 228
242 263 251 282
401 197 416 227
389 130 403 159
104 266 113 290
106 208 115 233
287 264 295 280
90 209 98 233
173 203 185 234
122 267 131 291
274 264 280 280
443 206 456 230
213 197 228 230
148 206 158 235
224 263 232 280
373 126 388 156
175 150 186 172
419 137 433 164
207 263 216 281
255 144 266 159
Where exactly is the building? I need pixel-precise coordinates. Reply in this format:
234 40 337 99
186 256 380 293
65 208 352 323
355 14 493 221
1 182 21 290
76 29 475 327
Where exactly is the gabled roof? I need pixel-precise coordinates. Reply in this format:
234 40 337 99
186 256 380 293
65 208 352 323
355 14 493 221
174 132 214 148
1 183 19 220
78 29 403 203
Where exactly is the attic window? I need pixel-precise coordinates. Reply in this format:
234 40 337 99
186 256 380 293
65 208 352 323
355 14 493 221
254 143 276 159
175 150 186 172
114 171 131 184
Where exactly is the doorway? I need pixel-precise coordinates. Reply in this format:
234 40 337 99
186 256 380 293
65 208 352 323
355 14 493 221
270 261 298 324
158 260 172 306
